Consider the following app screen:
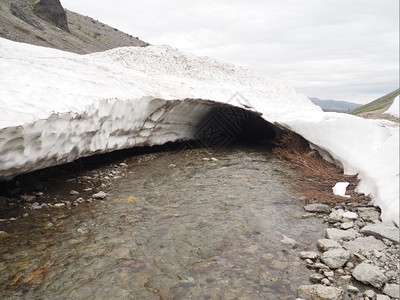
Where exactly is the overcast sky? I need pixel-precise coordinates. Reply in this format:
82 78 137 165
62 0 399 104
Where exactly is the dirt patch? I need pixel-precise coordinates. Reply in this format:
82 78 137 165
273 132 371 206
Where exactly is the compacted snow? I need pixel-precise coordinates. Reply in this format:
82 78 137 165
0 37 398 225
384 95 399 118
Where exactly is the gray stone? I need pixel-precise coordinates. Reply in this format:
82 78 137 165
328 209 345 222
317 239 342 251
280 235 298 249
69 190 79 195
364 290 375 298
383 283 400 298
92 191 108 199
337 275 352 284
310 273 325 283
299 251 319 260
352 262 388 288
343 236 387 253
315 263 330 270
321 278 331 286
376 295 390 300
297 284 344 300
360 223 399 244
341 222 354 230
304 204 331 214
347 285 359 294
357 207 381 222
321 248 350 269
326 228 357 241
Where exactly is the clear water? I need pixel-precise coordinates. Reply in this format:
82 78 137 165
0 145 326 299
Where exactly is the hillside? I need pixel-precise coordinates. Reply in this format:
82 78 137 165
0 0 148 54
309 97 361 112
348 89 399 121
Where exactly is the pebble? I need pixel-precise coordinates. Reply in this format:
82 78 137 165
340 221 354 229
321 278 331 286
310 273 325 283
23 213 29 218
54 203 65 208
70 190 79 195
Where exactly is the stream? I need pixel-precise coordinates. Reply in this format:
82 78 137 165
0 144 327 299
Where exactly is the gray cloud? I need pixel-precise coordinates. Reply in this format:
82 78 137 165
62 0 399 104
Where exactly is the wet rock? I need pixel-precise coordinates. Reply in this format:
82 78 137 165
69 190 79 195
317 239 342 251
382 283 400 298
0 231 11 238
310 273 325 283
304 204 331 214
347 285 359 294
299 251 319 261
21 194 36 202
342 236 387 253
297 284 344 300
92 191 108 199
320 248 350 269
325 228 357 241
360 223 399 244
352 262 388 288
280 235 298 249
54 203 65 208
23 213 29 218
321 278 331 286
337 275 352 284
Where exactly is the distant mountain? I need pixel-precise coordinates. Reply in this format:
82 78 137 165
309 98 362 112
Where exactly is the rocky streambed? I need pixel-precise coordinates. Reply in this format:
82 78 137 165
0 143 399 299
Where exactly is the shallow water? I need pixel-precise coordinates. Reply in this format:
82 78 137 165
0 145 326 299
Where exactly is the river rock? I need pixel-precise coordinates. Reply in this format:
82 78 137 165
92 191 108 199
310 273 325 283
325 228 357 241
317 239 342 251
320 248 350 269
343 211 358 220
297 284 344 300
304 204 331 214
280 235 298 249
383 283 400 298
342 236 387 253
360 223 399 244
299 251 319 261
352 262 388 288
340 222 354 230
376 295 390 300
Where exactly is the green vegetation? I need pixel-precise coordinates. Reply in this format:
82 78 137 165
76 24 81 30
348 89 399 115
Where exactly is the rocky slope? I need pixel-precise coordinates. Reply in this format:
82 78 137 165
0 0 148 54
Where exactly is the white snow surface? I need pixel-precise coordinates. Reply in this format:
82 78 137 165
384 95 399 118
332 182 350 198
0 38 398 225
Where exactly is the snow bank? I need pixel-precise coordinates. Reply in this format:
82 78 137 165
384 95 399 118
0 38 398 225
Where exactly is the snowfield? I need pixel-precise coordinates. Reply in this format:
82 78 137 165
0 37 398 225
384 95 399 118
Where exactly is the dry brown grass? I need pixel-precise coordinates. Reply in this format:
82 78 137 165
273 132 370 205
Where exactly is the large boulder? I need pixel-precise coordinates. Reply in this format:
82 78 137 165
34 0 69 32
352 262 388 289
